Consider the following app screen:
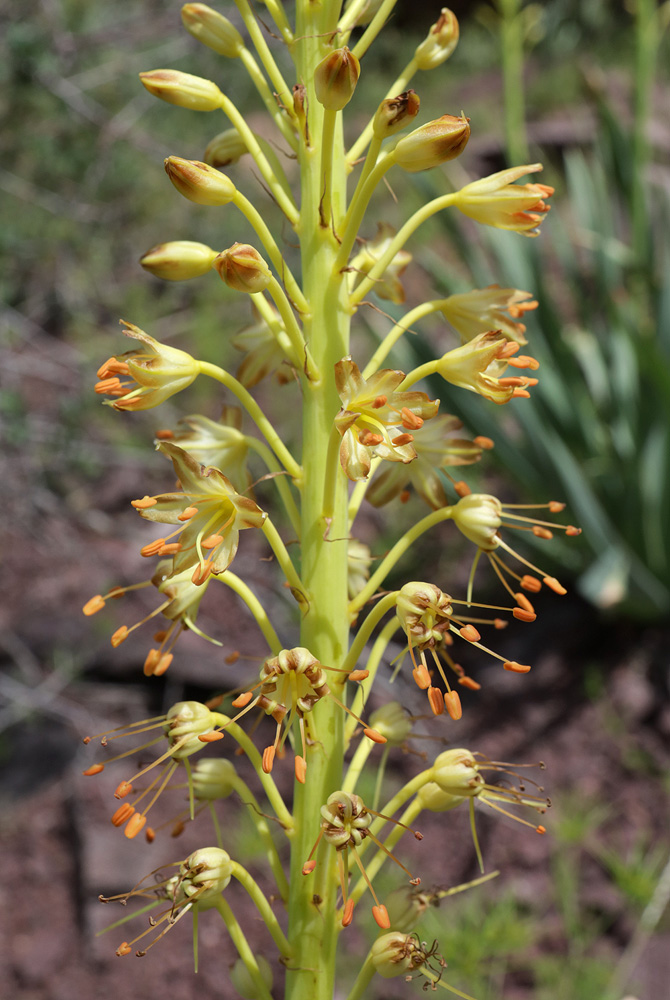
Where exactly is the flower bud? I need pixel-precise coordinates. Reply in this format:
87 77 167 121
181 4 244 58
191 757 237 800
139 69 224 111
393 113 470 173
385 886 434 933
230 956 274 999
214 243 272 293
431 748 484 797
314 47 360 111
414 8 459 70
164 701 217 758
370 932 427 977
396 582 453 647
372 90 421 139
369 702 412 746
204 128 248 167
140 240 219 281
416 780 466 813
180 847 233 900
164 156 236 205
451 494 503 550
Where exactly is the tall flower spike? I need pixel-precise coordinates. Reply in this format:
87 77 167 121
133 442 266 586
439 285 538 346
454 163 554 236
347 224 412 304
95 321 198 411
154 408 250 495
335 357 439 480
435 330 539 405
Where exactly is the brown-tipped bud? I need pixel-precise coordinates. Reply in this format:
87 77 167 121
164 156 236 206
372 90 421 139
181 4 244 58
140 240 219 281
214 243 272 293
393 113 470 173
204 128 248 167
139 69 223 111
314 47 360 111
414 8 459 70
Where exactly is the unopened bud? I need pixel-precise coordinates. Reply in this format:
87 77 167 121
393 113 470 173
416 780 466 813
370 932 426 978
191 758 237 800
314 47 360 111
140 240 219 281
369 702 412 746
385 885 434 933
164 701 217 758
372 90 421 139
139 69 223 111
414 8 459 70
230 955 274 999
164 156 236 205
204 128 248 167
214 243 272 293
181 4 244 58
451 493 503 550
431 748 483 797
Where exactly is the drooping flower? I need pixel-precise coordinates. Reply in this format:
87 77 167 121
439 285 538 346
366 413 484 509
348 223 412 304
335 357 439 480
232 305 295 388
154 407 250 494
95 321 198 411
436 330 539 405
454 163 553 236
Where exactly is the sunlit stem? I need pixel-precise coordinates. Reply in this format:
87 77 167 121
349 193 459 306
244 434 302 535
266 275 319 381
249 290 301 368
231 861 293 956
320 109 337 230
351 798 421 899
262 517 305 596
322 424 344 521
336 152 393 269
233 0 295 107
351 0 400 60
220 718 294 830
346 617 400 743
347 456 381 527
232 195 307 311
198 361 302 480
239 47 299 150
362 299 444 378
231 776 290 900
346 57 418 166
397 358 438 390
215 571 282 654
213 896 275 1000
349 508 453 614
343 956 376 1000
218 93 299 226
342 590 398 674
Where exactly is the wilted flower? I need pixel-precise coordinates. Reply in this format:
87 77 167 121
232 305 294 387
348 223 412 304
454 163 553 236
372 90 421 140
440 285 538 346
314 47 360 110
347 538 373 600
154 408 250 494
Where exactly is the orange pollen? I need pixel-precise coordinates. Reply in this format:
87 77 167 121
428 686 445 716
83 595 106 616
400 407 424 430
225 651 240 664
232 692 254 708
521 574 542 593
131 496 158 509
154 429 175 440
566 525 582 536
179 506 199 521
143 649 161 676
493 618 508 629
140 538 166 557
114 780 133 799
82 764 105 776
96 357 117 378
453 480 471 497
198 731 224 742
116 943 133 958
536 825 546 835
158 543 182 555
399 490 411 503
262 746 276 773
532 526 553 540
95 377 122 394
111 803 135 827
503 660 532 674
153 653 173 677
364 728 387 745
125 813 147 839
145 827 156 843
459 624 481 642
202 534 224 549
515 592 535 614
507 354 540 370
543 576 567 595
498 376 525 387
348 669 369 682
444 689 462 720
295 756 307 784
548 501 565 513
512 387 531 399
412 663 431 690
392 433 414 446
513 608 536 623
359 430 384 446
302 860 316 875
458 676 481 691
372 904 391 929
111 626 129 647
342 899 355 927
371 394 387 408
498 340 520 358
473 435 494 450
192 563 213 586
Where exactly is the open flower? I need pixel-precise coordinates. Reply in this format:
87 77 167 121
454 163 553 236
348 223 412 304
366 413 483 509
335 357 439 480
436 330 539 404
133 442 266 585
439 285 538 346
95 321 198 411
154 407 250 494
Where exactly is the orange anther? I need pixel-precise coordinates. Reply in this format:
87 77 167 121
262 746 276 773
513 608 536 623
536 825 546 835
392 432 414 446
140 538 166 557
154 429 175 440
125 814 147 839
143 649 161 676
372 394 387 408
493 618 508 629
548 501 565 513
108 587 125 599
412 663 431 689
473 435 494 450
171 821 185 838
83 595 106 616
153 653 173 677
153 630 167 642
459 624 481 642
94 377 122 394
96 357 117 378
232 691 254 708
453 480 471 497
302 860 316 875
111 804 135 827
131 495 158 509
400 407 424 430
507 355 539 370
521 574 542 592
359 430 384 446
503 661 531 674
192 562 213 586
198 731 224 742
515 592 535 614
178 506 199 521
225 651 240 664
82 763 105 776
157 543 182 555
444 690 462 720
532 526 553 540
498 376 525 387
498 340 520 358
399 490 411 503
451 661 464 677
364 728 387 745
202 534 224 549
543 576 567 595
342 899 355 927
348 669 369 682
145 827 155 843
428 686 445 716
458 676 482 691
512 388 531 399
566 525 582 536
295 755 307 784
111 626 129 647
372 904 391 929
116 942 132 958
115 781 133 799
